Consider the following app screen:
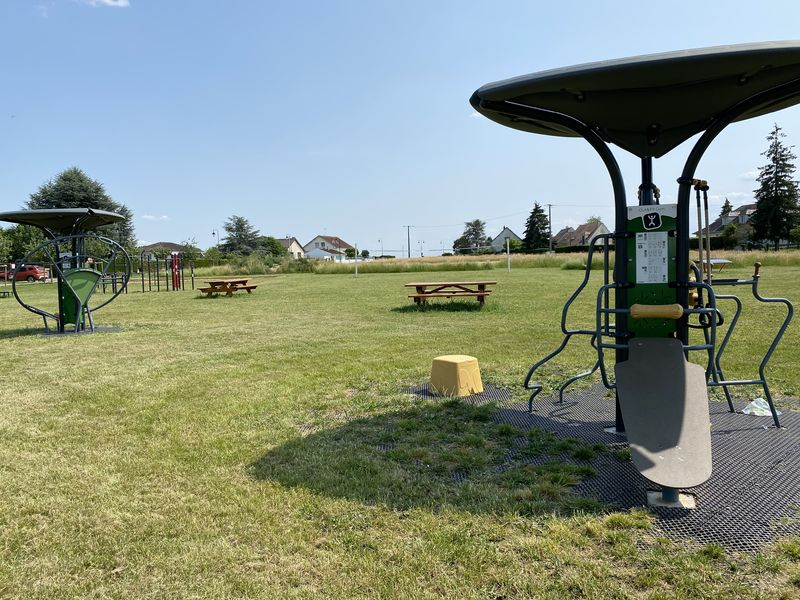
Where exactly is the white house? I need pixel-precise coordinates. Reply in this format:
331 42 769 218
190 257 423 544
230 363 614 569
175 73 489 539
303 235 354 257
489 226 522 252
277 237 305 259
305 247 346 262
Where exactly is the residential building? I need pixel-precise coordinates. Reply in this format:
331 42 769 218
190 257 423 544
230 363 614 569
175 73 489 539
277 237 305 259
693 203 756 238
303 235 354 256
551 221 610 248
489 226 522 252
140 241 184 258
305 247 346 261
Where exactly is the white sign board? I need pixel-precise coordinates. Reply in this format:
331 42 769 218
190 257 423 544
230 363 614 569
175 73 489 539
635 232 668 284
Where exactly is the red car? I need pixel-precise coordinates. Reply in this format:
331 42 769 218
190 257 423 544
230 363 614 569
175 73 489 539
0 265 48 282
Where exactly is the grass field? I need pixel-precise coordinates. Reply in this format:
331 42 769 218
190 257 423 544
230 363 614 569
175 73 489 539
1 266 799 598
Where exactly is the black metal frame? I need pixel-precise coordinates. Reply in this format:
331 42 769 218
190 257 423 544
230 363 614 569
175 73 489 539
13 233 131 334
478 76 800 430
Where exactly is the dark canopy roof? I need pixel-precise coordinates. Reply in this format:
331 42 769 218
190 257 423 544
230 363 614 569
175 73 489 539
0 208 124 235
470 41 800 158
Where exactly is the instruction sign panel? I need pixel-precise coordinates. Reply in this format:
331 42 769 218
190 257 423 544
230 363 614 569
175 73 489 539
635 231 668 283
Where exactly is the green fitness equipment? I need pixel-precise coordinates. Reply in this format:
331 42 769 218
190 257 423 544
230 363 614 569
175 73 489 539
471 41 800 506
0 208 132 334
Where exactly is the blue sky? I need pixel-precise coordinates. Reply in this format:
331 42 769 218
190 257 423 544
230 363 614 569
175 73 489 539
1 1 799 255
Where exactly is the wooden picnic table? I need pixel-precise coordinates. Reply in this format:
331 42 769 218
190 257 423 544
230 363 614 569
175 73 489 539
404 280 497 306
698 258 733 273
199 278 258 297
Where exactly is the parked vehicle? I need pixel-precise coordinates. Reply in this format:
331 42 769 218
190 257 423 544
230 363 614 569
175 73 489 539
0 265 47 282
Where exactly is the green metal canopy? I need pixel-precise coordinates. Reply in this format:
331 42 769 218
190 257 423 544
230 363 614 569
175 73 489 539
470 41 800 158
0 208 124 236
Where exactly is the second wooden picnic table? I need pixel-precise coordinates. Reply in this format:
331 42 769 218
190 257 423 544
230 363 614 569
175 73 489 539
405 280 497 306
199 278 258 297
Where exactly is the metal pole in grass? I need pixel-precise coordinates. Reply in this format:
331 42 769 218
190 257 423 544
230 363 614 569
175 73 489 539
354 245 358 278
507 238 511 272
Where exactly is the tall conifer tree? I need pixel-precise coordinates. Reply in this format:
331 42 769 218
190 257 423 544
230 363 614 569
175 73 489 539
522 202 550 252
750 125 799 250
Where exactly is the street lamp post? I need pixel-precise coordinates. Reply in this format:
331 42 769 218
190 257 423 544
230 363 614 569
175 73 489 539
378 238 383 258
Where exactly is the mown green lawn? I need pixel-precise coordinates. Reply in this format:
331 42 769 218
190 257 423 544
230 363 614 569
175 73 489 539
1 267 799 598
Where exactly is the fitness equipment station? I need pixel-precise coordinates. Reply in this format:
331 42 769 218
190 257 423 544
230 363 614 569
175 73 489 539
0 208 132 334
139 250 194 292
471 41 800 506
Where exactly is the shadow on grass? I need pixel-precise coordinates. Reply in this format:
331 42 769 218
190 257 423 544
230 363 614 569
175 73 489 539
391 302 488 313
0 327 46 340
249 399 605 516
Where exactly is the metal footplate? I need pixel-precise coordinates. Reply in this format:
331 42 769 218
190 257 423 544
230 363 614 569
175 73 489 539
615 338 712 502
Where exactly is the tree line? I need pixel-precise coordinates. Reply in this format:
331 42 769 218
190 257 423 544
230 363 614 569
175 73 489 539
455 125 800 254
453 203 550 254
2 124 797 266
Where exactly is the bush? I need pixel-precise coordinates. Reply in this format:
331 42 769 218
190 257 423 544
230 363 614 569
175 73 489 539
281 257 314 273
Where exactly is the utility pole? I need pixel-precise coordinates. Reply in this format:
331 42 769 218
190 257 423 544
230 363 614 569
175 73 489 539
547 204 553 252
402 225 413 258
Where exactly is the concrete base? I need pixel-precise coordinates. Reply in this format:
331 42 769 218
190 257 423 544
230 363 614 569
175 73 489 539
647 490 697 509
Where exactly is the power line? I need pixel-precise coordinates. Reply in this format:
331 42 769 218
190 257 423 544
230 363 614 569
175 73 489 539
409 204 611 230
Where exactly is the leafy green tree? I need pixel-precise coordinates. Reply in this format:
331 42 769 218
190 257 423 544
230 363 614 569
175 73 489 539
522 202 550 252
6 225 45 262
360 249 370 258
257 236 286 257
452 235 468 254
204 247 223 262
465 219 486 247
221 215 260 255
27 167 136 247
719 223 738 250
720 198 733 217
750 125 799 250
344 248 356 259
790 224 800 246
508 239 523 253
0 229 11 265
180 238 202 261
586 215 603 224
453 219 487 253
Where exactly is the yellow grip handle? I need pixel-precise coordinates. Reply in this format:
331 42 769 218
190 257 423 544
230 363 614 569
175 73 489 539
630 303 684 320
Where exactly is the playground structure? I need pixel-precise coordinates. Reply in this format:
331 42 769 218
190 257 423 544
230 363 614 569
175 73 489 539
0 208 132 334
139 251 195 292
471 41 800 506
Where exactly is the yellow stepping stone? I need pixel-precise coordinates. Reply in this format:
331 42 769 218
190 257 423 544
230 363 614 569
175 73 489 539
430 355 483 397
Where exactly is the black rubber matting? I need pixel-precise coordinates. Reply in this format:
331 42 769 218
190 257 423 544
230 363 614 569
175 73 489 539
410 383 800 552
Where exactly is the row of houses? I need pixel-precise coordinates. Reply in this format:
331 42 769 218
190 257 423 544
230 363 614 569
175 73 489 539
276 235 354 260
490 221 611 250
501 202 760 250
300 202 760 257
142 203 761 260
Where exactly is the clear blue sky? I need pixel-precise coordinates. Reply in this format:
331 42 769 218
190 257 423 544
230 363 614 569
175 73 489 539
1 1 799 255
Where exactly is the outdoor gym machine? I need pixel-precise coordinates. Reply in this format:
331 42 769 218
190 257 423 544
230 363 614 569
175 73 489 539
0 208 132 334
471 41 800 505
139 251 194 292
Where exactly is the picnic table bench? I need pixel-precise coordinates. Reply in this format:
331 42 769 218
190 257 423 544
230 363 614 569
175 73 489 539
405 280 497 306
199 278 258 297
